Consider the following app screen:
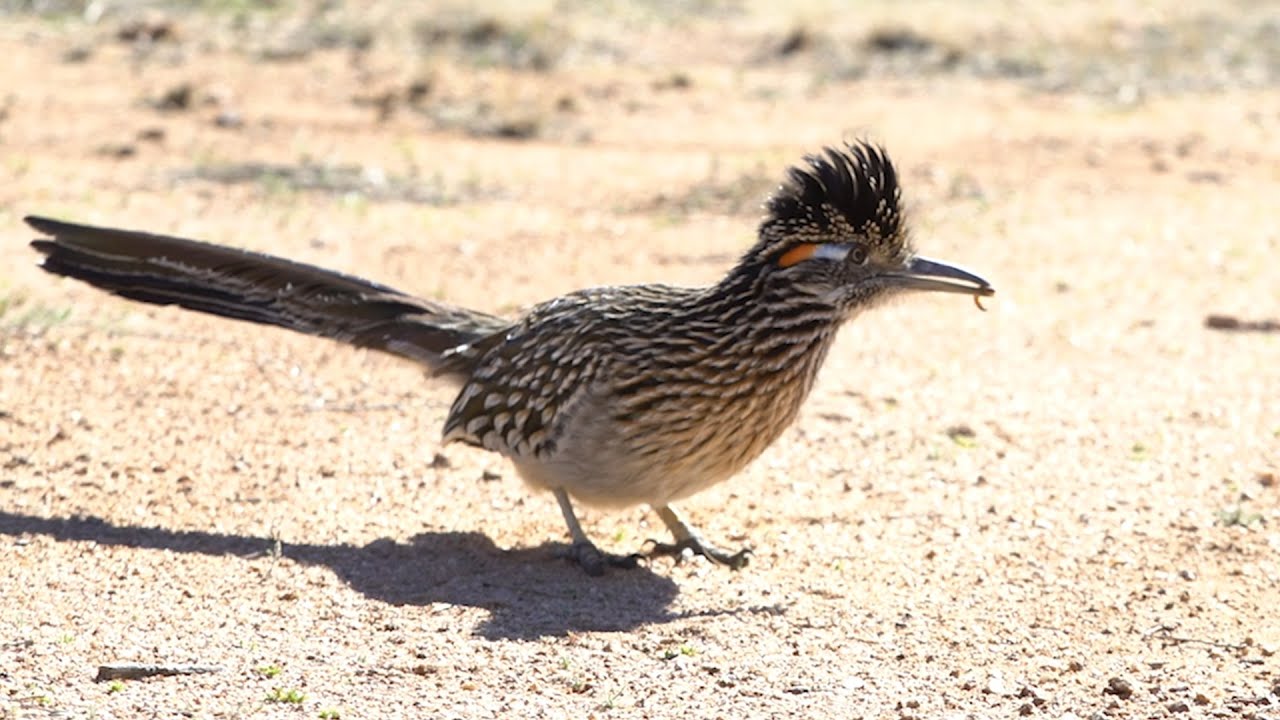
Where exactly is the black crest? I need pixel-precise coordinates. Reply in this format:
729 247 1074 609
764 141 903 244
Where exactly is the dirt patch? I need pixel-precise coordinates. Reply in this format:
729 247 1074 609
2 2 1278 718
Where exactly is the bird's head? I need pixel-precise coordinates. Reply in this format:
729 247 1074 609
745 141 993 315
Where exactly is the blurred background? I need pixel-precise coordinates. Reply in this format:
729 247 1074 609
1 2 1277 718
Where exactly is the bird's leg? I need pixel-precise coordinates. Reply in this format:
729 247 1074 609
552 488 640 576
645 505 752 569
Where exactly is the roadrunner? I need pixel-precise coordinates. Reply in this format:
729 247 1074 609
27 141 993 575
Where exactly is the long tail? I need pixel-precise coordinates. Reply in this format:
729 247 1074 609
26 215 510 378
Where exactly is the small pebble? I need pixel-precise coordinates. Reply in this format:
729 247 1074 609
1104 677 1133 699
215 111 243 128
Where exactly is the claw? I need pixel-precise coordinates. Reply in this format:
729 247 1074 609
644 537 752 570
558 541 643 576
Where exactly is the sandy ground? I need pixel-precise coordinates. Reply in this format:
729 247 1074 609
1 3 1278 718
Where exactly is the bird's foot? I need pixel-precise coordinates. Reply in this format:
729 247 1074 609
644 536 752 570
557 541 643 576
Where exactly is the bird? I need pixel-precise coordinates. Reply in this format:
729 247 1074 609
26 141 994 575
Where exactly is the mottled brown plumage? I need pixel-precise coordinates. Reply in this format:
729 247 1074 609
27 141 993 575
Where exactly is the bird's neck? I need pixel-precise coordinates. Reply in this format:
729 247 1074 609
691 260 845 387
707 258 845 333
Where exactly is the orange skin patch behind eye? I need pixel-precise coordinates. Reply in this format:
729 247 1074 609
777 243 820 268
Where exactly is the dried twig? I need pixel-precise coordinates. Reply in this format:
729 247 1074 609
1141 625 1246 651
95 663 224 681
1205 315 1280 333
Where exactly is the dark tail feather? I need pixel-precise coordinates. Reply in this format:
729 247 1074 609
26 215 509 376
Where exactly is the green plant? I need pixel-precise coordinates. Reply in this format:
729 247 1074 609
266 687 305 704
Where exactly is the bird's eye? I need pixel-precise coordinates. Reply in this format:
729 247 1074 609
848 246 869 265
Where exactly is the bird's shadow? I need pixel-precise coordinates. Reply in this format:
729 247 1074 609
0 510 680 640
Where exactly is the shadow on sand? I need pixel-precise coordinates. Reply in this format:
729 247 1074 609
0 510 681 640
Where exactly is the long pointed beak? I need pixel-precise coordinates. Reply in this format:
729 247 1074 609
884 256 995 297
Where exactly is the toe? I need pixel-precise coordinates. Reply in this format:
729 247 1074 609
608 552 643 570
720 548 752 570
560 542 643 575
644 537 752 570
563 541 606 576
